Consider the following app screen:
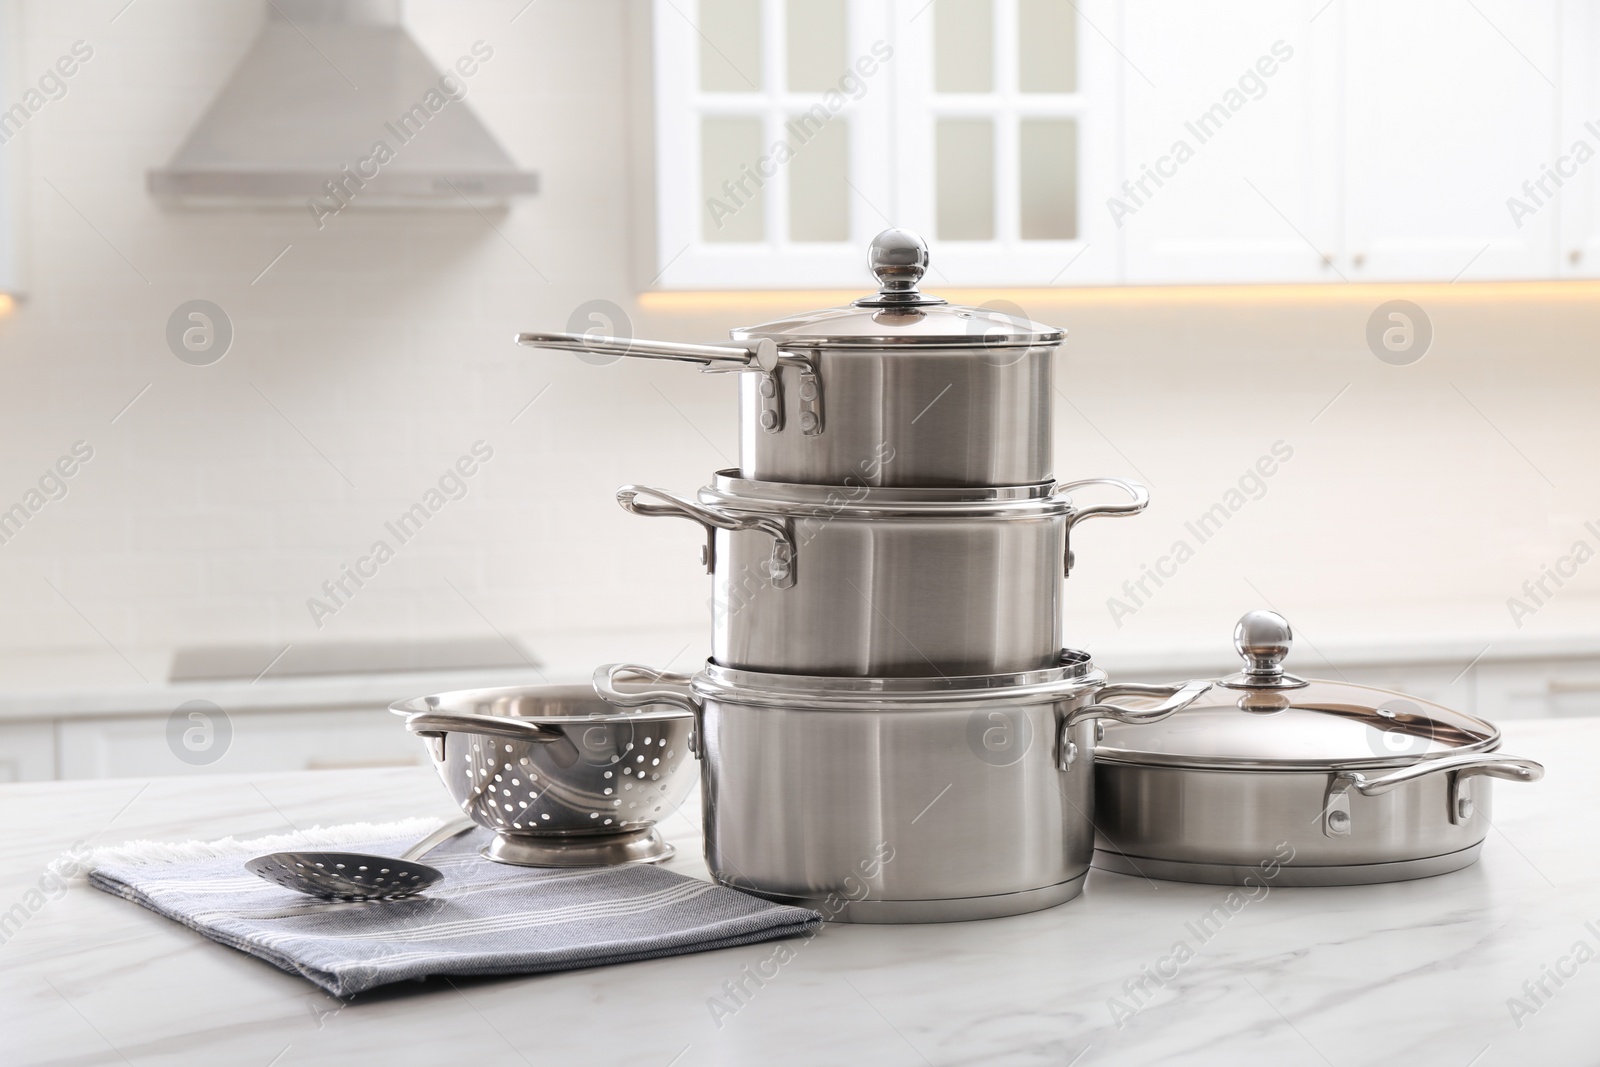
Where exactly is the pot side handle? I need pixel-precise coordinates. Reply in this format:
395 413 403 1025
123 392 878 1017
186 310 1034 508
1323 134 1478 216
1055 478 1151 577
592 664 701 714
1065 680 1213 729
1058 680 1212 772
617 485 797 589
1325 752 1544 835
1335 753 1544 796
594 664 704 758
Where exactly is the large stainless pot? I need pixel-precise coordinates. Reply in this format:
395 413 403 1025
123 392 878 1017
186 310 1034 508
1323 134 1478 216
517 229 1063 488
617 472 1148 677
1092 612 1545 887
595 656 1212 923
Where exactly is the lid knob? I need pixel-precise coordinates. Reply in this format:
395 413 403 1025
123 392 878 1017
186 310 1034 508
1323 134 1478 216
1219 610 1308 690
854 229 945 308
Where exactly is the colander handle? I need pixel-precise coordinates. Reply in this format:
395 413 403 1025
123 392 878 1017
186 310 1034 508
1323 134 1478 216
593 663 701 714
404 712 567 745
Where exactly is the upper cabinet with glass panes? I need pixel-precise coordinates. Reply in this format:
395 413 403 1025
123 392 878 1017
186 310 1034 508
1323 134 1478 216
652 0 1109 289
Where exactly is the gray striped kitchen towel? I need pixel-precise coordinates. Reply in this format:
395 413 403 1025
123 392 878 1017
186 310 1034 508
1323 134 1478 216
87 820 821 996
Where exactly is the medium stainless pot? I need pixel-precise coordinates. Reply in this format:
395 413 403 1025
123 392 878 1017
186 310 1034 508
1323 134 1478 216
617 472 1148 677
517 229 1062 488
1092 611 1545 887
595 656 1213 923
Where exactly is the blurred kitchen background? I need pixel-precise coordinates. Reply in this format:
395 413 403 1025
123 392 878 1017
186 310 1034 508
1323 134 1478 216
0 0 1596 780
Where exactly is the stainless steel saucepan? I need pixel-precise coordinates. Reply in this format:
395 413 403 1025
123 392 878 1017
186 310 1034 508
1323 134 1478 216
517 229 1063 488
1091 611 1545 887
617 472 1148 677
595 656 1213 923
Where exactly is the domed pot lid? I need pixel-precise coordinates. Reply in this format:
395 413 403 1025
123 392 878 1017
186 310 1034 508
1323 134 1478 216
729 228 1064 349
1095 610 1501 771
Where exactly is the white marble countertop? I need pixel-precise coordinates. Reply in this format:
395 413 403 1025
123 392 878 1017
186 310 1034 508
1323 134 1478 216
1 718 1593 1066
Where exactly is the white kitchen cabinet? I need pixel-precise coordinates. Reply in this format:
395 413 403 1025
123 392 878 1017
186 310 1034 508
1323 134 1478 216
55 707 427 779
1557 0 1600 276
1338 0 1561 281
1118 0 1340 283
1114 0 1565 283
1338 661 1476 716
0 722 56 781
1476 659 1600 720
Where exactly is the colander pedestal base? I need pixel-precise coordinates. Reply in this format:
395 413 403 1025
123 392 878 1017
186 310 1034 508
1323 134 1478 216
481 827 676 868
723 873 1086 924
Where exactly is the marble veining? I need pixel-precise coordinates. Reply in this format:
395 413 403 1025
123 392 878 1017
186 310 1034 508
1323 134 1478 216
0 718 1593 1066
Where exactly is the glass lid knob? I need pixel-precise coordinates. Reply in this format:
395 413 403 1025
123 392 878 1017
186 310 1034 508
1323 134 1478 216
855 228 946 308
1219 610 1308 690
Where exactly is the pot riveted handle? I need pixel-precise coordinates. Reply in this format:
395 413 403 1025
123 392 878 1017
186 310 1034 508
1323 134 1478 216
516 331 780 374
592 663 701 712
617 485 797 589
1335 753 1545 796
1065 680 1213 729
1058 680 1212 771
593 664 703 757
1323 752 1545 836
1056 478 1151 577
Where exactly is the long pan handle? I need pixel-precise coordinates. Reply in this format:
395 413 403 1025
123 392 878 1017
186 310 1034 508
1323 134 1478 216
516 331 779 373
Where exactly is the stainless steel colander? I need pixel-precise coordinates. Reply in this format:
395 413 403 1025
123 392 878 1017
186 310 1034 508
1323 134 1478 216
392 683 697 867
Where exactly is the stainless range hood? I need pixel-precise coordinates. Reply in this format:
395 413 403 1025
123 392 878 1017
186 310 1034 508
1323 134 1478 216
148 0 537 207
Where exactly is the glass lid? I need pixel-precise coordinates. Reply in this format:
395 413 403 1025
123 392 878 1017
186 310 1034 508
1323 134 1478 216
729 229 1064 350
1095 611 1499 770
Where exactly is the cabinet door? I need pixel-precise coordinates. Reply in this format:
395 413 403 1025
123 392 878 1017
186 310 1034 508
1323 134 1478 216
0 722 57 782
1340 0 1560 280
1119 0 1339 283
1558 0 1600 276
1476 659 1600 720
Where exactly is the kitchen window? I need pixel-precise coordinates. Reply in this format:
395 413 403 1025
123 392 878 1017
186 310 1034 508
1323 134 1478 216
651 0 1116 289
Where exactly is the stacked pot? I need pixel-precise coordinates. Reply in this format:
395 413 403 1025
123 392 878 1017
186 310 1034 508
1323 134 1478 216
519 230 1212 922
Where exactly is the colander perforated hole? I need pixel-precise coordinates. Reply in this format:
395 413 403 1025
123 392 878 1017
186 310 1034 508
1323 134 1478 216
603 771 613 779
